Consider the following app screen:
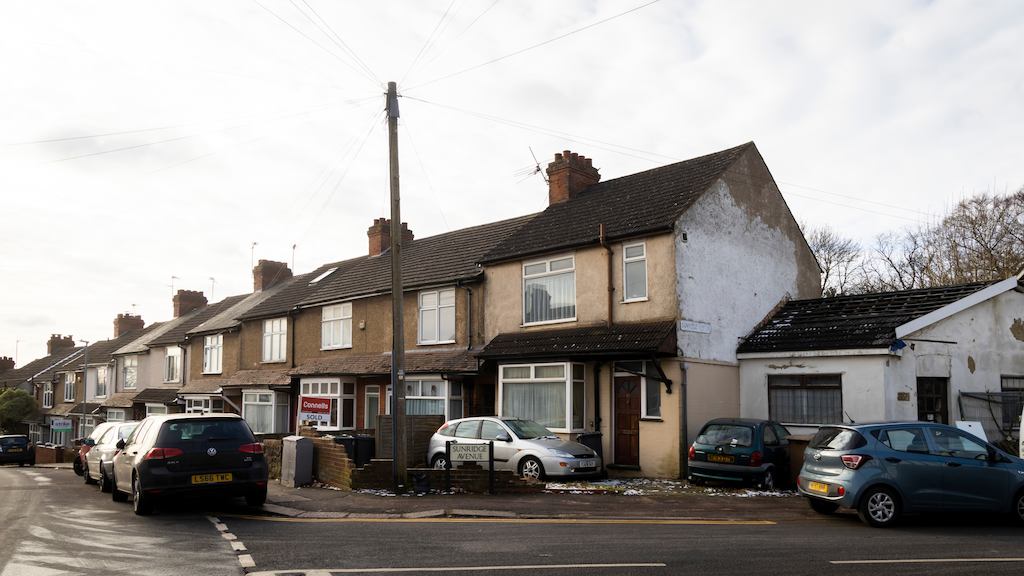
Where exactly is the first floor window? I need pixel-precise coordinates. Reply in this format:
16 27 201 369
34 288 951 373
123 356 138 389
616 361 661 418
146 403 168 416
242 390 290 434
262 318 287 362
622 242 648 301
203 334 223 374
768 374 842 425
165 346 181 382
106 409 126 422
300 379 354 430
63 372 76 402
28 424 41 444
1002 376 1024 430
523 255 576 325
321 303 353 349
42 382 54 408
95 366 108 398
499 363 585 432
418 289 456 344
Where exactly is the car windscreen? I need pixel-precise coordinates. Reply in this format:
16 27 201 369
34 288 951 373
696 424 753 447
0 437 28 447
117 423 139 441
503 419 553 439
157 420 254 445
810 427 866 450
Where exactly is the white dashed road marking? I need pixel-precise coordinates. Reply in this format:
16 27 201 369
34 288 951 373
207 515 255 571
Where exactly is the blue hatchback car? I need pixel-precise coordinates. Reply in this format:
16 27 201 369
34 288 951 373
798 422 1024 527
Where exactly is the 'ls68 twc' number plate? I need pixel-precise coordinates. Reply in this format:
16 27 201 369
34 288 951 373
191 473 232 484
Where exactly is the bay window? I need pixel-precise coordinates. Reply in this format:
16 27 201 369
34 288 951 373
262 318 287 362
499 363 585 432
146 403 168 416
185 396 224 414
402 379 462 420
203 334 223 374
523 255 576 325
242 390 290 434
300 378 355 430
418 289 456 344
106 409 126 422
321 303 352 349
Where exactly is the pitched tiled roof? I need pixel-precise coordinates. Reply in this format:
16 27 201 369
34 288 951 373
298 214 536 307
80 326 161 365
178 379 226 394
481 143 752 263
188 284 290 336
113 321 170 355
237 261 347 321
97 392 136 409
131 388 180 405
478 321 678 360
737 281 997 354
147 295 248 347
221 369 293 388
292 349 479 377
46 403 80 416
0 347 83 389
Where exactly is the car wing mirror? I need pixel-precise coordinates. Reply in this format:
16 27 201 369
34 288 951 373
115 439 126 451
986 446 998 462
496 432 512 442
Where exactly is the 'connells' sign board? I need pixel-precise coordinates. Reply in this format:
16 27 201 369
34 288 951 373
449 443 489 462
298 396 332 425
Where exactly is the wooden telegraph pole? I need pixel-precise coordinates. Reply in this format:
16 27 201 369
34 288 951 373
386 81 408 492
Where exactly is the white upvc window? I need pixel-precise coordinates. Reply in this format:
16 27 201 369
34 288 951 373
622 242 648 302
63 372 76 402
365 385 380 430
242 390 290 434
106 409 126 422
42 382 54 409
146 403 168 416
122 356 138 389
300 378 355 430
164 346 181 383
184 396 224 414
203 334 223 374
79 416 95 439
321 303 353 350
615 361 661 419
262 318 287 362
498 363 585 433
95 366 108 398
523 255 576 325
398 378 463 420
50 426 68 447
28 424 41 444
418 289 456 345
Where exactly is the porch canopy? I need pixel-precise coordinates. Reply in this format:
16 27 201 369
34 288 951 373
131 388 179 406
478 320 677 362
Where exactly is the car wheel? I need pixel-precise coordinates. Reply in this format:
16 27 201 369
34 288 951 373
132 473 153 516
83 463 96 485
858 486 900 528
111 471 128 502
809 498 839 515
73 457 84 476
99 468 113 493
431 455 450 470
518 457 544 481
757 468 776 491
245 486 268 507
1012 490 1024 525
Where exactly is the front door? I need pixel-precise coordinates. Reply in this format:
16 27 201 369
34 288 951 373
614 376 641 466
917 377 949 424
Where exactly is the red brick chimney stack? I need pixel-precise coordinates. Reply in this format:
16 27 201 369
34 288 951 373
0 356 14 373
547 150 600 205
113 313 145 338
173 290 207 318
253 260 293 292
367 218 414 257
46 334 75 355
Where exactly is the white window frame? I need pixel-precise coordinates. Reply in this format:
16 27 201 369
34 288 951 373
203 334 223 374
498 362 586 433
615 361 660 419
242 389 290 434
28 423 41 444
164 346 181 383
321 303 353 350
122 355 138 389
95 366 108 398
364 385 380 429
79 416 95 439
622 241 648 302
400 378 462 420
262 318 287 363
106 409 126 422
50 426 68 447
145 403 168 416
63 372 76 402
522 254 577 326
300 378 355 431
418 288 457 345
42 382 54 409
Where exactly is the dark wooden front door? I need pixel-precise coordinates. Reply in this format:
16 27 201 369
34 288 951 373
614 375 641 466
917 377 949 424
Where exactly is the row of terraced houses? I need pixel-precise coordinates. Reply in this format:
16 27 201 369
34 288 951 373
4 142 1022 477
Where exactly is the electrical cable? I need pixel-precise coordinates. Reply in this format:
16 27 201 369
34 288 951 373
421 0 502 70
401 0 459 86
401 115 451 231
289 0 382 87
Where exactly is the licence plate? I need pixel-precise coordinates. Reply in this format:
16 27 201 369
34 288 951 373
707 454 735 464
580 459 596 468
191 473 232 485
807 481 829 494
7 448 22 453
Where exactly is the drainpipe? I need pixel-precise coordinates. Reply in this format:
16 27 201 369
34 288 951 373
593 362 602 433
458 282 473 351
678 360 689 480
599 224 613 327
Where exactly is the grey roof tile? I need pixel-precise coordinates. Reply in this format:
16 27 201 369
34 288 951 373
478 321 678 360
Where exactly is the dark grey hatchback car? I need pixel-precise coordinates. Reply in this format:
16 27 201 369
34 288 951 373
799 422 1024 527
111 413 268 515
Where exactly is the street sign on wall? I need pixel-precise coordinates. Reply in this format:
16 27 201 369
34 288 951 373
298 396 332 425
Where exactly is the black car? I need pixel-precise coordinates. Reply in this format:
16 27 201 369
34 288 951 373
0 435 34 466
687 418 791 490
110 413 268 515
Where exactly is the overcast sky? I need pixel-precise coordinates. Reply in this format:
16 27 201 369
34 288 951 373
2 0 1022 365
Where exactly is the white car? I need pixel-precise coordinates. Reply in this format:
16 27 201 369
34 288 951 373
427 417 601 480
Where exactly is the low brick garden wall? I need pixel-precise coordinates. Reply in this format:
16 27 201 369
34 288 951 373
298 427 353 489
34 445 64 465
352 459 543 494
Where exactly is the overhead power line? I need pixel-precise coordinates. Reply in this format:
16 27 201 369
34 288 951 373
404 0 663 91
401 0 459 86
289 0 382 86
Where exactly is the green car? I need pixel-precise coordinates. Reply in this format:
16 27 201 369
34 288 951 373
687 418 792 490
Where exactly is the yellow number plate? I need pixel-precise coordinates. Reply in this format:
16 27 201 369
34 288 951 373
7 448 22 453
807 481 829 494
191 473 232 485
707 454 735 464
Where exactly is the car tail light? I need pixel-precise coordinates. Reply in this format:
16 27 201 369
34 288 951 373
687 445 696 460
750 451 762 467
841 454 871 470
144 447 184 460
239 443 264 454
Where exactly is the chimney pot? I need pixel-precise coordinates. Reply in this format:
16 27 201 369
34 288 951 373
367 218 414 256
46 334 76 355
546 149 601 206
0 356 14 372
173 290 207 318
253 260 293 292
113 313 145 338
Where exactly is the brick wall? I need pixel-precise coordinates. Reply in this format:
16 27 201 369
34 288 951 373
376 415 444 467
298 427 352 489
34 445 64 465
351 459 544 494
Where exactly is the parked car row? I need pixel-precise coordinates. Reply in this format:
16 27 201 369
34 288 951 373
73 413 268 515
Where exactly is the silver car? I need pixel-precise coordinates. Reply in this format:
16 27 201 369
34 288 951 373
427 417 601 480
84 421 139 493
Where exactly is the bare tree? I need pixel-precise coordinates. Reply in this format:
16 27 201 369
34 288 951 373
804 224 865 296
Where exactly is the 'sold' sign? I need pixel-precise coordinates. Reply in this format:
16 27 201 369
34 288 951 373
450 443 489 461
299 396 332 424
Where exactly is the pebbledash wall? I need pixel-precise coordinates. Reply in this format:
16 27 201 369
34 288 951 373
740 287 1024 438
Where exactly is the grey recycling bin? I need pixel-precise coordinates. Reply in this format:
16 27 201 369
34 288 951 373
281 435 313 488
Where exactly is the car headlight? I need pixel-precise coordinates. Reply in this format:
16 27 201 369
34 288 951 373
549 449 575 459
